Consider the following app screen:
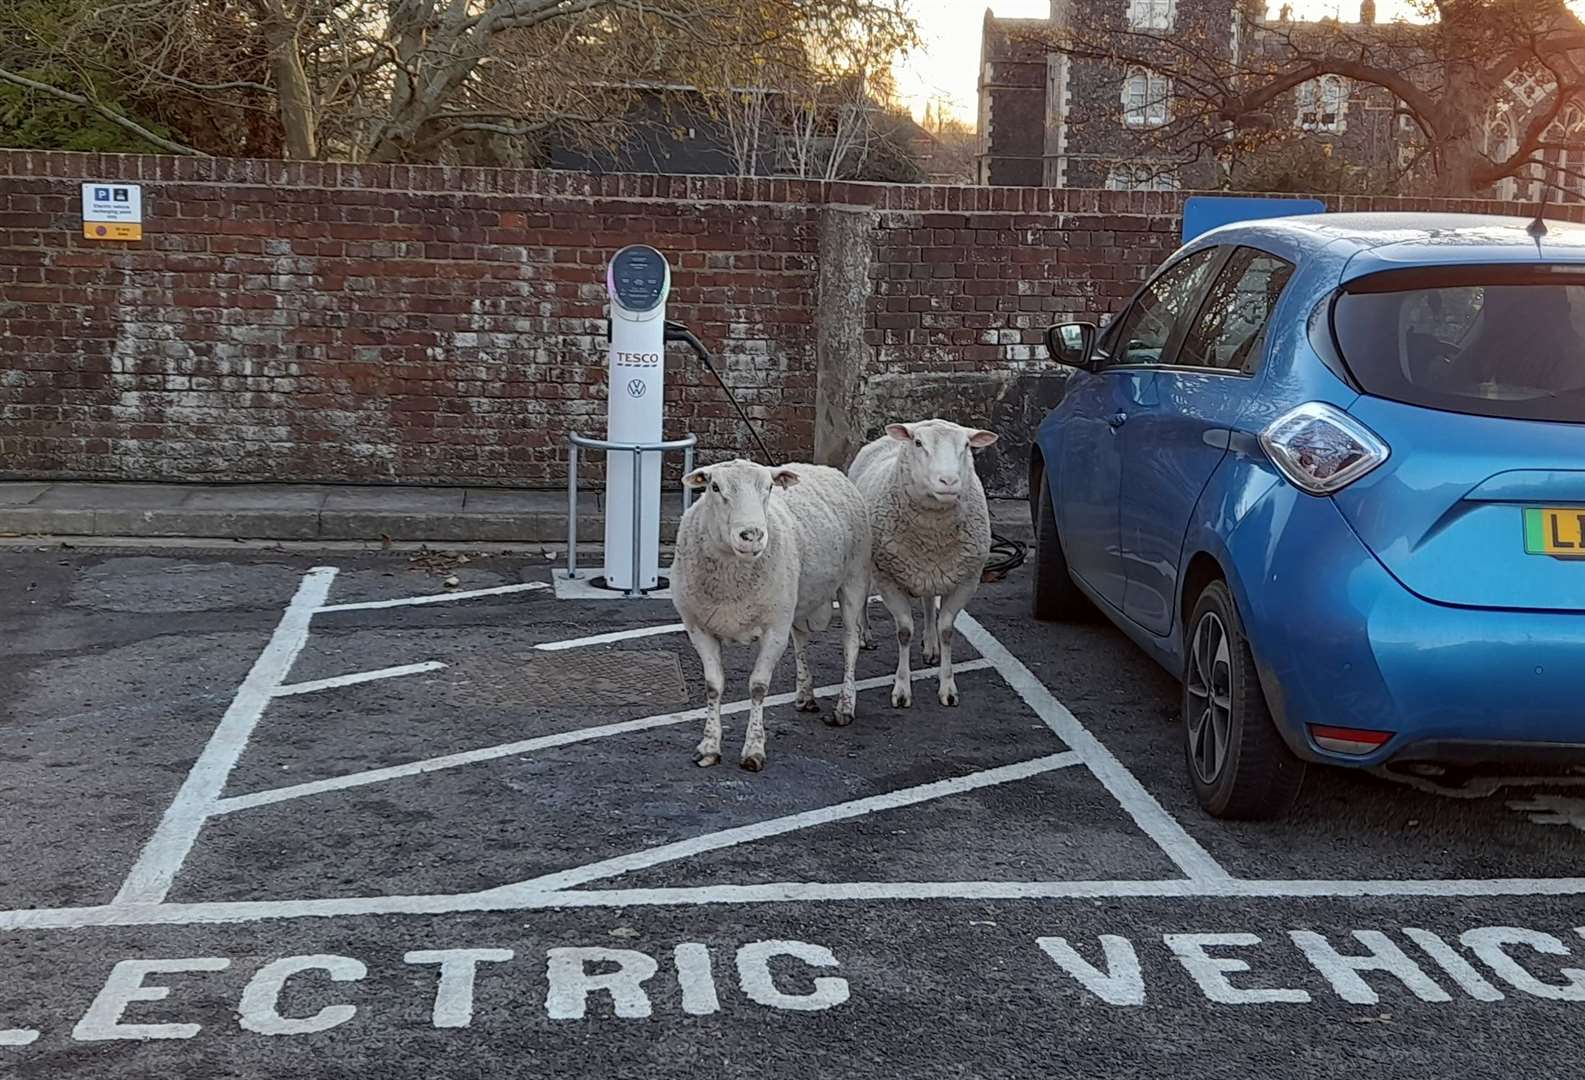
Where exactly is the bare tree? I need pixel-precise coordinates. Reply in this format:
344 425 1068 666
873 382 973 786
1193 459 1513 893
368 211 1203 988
1039 0 1585 197
5 0 915 165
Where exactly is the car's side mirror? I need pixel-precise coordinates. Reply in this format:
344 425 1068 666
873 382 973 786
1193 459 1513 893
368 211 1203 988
1045 322 1097 369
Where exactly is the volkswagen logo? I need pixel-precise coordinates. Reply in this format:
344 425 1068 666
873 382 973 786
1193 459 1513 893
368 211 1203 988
626 379 646 398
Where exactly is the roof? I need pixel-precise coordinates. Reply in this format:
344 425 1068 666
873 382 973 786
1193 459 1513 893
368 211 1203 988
1196 212 1585 282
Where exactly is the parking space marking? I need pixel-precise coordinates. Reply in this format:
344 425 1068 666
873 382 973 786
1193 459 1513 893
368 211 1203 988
534 623 687 651
0 1030 40 1047
274 661 448 697
316 581 549 613
111 566 339 906
212 660 998 815
11 877 1585 934
15 564 1584 938
957 614 1231 884
476 752 1085 899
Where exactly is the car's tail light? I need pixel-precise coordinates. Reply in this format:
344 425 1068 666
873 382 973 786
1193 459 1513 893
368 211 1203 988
1260 402 1390 495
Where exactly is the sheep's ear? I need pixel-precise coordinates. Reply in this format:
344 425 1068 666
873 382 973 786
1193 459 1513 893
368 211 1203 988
771 469 800 489
885 424 912 442
682 468 711 490
968 429 999 449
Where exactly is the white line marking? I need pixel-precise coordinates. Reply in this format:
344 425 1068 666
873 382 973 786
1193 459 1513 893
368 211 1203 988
112 567 338 905
477 753 1084 900
10 877 1585 932
213 660 998 816
0 1029 39 1046
957 614 1231 883
274 661 447 697
317 581 548 613
534 623 687 651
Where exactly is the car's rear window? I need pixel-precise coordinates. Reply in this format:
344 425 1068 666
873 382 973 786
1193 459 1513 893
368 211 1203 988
1332 265 1585 423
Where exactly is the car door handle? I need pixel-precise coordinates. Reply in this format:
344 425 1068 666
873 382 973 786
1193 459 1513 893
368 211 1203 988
1107 411 1129 430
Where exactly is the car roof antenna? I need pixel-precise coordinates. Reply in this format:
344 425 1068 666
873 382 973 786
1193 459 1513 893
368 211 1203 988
1527 186 1551 240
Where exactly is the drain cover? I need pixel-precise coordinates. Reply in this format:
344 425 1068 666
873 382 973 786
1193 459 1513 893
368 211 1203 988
448 649 688 709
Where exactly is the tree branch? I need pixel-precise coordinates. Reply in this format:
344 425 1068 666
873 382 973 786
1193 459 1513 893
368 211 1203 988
0 63 208 156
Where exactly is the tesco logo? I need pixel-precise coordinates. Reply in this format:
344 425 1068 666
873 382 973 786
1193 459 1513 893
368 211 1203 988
615 352 661 367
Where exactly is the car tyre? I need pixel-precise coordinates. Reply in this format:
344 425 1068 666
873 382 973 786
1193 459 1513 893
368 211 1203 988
1030 468 1096 622
1183 580 1306 820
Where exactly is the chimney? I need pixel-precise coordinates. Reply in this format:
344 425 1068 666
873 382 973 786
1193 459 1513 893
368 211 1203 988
1360 0 1375 24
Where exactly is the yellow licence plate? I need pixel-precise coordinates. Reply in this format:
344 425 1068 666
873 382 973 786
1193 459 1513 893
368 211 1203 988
1524 507 1585 557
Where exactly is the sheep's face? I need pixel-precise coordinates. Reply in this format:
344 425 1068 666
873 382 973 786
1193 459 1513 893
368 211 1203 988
683 459 800 560
886 420 999 508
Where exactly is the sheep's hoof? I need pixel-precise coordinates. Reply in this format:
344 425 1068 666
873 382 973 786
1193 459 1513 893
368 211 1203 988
695 752 721 768
826 709 854 728
740 752 767 773
939 685 959 707
860 638 878 652
922 646 940 664
891 685 912 709
796 697 821 713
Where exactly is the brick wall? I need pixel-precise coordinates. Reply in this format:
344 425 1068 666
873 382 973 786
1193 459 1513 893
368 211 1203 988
2 149 1578 492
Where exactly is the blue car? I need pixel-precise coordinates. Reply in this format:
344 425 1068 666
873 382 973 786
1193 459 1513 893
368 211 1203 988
1029 212 1585 820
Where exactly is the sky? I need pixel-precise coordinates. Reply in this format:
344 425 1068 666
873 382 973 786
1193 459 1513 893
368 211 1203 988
893 1 1556 127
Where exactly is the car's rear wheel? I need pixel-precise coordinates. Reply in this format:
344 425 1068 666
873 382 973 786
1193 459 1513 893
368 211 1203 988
1183 580 1306 819
1030 466 1095 622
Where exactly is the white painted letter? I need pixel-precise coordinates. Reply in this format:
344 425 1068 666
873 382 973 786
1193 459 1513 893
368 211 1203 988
674 944 721 1016
546 948 658 1020
1036 936 1145 1006
404 949 514 1029
736 940 850 1012
73 957 231 1042
1165 933 1309 1005
1403 929 1504 1002
1462 927 1585 1001
1290 931 1449 1005
239 954 366 1036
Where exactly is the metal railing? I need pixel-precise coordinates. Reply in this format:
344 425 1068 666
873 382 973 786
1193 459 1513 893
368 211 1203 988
566 431 698 598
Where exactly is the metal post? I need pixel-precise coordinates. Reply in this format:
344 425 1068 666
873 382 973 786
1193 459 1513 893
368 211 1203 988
566 442 579 581
629 446 644 599
681 443 695 515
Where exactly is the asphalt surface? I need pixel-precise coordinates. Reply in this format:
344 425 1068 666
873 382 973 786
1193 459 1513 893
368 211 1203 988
3 544 1585 1079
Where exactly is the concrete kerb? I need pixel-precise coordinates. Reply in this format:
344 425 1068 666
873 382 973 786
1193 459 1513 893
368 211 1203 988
0 482 1035 545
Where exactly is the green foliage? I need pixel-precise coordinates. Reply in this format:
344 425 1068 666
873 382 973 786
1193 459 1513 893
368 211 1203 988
0 69 176 152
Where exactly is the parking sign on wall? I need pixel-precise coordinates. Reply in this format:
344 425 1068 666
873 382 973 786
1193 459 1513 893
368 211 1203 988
80 182 143 241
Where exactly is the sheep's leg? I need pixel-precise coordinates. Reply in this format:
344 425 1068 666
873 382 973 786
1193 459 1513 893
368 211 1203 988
921 596 942 664
688 628 726 767
877 579 915 709
936 577 981 708
830 575 867 727
792 623 818 713
741 627 789 772
858 576 877 651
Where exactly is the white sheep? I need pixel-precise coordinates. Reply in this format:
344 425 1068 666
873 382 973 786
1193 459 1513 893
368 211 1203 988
670 458 872 771
848 419 1000 709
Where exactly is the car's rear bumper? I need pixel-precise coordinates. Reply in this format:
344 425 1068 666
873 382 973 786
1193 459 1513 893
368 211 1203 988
1225 485 1585 768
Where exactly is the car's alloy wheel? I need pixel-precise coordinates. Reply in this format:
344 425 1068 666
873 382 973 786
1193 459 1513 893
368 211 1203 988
1185 612 1231 786
1182 580 1307 820
1029 466 1096 622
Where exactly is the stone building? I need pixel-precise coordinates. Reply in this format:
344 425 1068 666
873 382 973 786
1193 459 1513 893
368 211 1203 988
975 1 1585 199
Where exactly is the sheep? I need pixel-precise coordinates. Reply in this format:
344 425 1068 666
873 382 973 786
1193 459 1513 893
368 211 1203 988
847 419 1000 710
670 458 872 772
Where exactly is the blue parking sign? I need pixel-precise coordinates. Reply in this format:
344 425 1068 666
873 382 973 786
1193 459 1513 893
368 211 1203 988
94 187 110 201
1182 196 1325 243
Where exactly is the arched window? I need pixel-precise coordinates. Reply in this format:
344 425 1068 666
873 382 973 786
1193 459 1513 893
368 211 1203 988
1122 68 1171 128
1296 75 1346 133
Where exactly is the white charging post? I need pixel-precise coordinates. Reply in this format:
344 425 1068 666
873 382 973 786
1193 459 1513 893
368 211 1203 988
602 244 671 591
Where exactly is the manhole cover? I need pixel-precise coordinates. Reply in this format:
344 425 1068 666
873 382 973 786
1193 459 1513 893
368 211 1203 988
448 649 689 709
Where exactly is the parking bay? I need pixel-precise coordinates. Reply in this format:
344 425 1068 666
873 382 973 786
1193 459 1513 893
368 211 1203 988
3 548 1585 1078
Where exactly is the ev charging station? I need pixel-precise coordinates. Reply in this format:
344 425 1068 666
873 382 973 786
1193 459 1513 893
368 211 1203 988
602 244 671 592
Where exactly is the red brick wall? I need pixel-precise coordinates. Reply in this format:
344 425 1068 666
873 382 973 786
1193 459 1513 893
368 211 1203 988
2 150 1576 488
